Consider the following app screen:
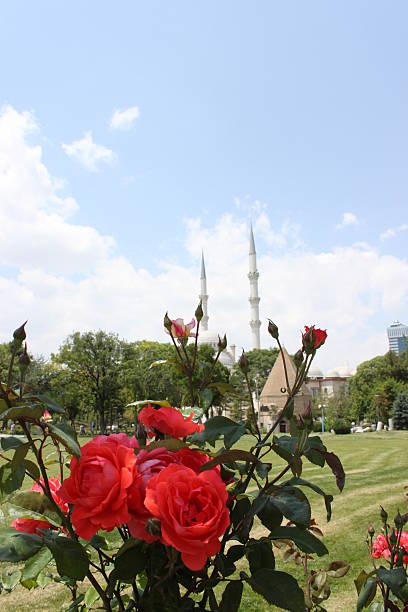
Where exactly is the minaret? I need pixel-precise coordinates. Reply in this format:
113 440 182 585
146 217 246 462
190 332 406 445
248 224 261 349
199 251 209 331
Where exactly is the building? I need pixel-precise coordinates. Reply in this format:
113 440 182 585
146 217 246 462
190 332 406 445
259 346 311 432
387 321 408 356
307 364 353 399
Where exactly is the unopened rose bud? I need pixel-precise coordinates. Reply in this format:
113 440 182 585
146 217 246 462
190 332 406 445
18 342 30 373
13 321 27 342
218 334 227 351
145 518 161 537
163 312 172 332
302 327 316 355
380 506 388 525
394 510 404 529
267 320 279 340
368 522 375 537
293 349 304 369
238 351 249 374
195 301 203 323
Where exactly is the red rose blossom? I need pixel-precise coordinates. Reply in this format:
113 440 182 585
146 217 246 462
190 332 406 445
92 432 139 449
144 464 230 571
59 438 140 540
128 446 215 541
138 405 204 438
11 517 51 535
303 326 327 350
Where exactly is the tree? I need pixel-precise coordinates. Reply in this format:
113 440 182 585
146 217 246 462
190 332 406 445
53 331 124 433
349 351 408 421
392 392 408 430
229 347 279 396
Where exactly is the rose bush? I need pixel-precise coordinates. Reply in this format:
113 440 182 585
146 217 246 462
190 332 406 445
0 312 346 612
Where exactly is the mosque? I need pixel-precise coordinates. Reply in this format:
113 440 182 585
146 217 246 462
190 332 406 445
197 225 353 429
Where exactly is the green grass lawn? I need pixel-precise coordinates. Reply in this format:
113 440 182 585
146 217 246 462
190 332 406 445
1 431 407 611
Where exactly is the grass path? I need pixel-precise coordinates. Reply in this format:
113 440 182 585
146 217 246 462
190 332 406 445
1 431 407 610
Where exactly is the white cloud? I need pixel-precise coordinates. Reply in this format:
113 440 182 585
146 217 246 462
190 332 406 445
62 131 116 172
380 223 408 241
110 106 140 131
336 212 359 229
0 105 407 374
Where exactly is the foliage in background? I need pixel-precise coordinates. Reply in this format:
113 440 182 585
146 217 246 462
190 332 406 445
392 392 408 430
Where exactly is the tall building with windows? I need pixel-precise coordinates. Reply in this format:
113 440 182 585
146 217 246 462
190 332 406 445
387 321 408 355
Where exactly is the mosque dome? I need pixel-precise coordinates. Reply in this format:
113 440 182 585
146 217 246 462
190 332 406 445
197 329 221 348
333 365 354 378
308 365 324 378
326 368 341 378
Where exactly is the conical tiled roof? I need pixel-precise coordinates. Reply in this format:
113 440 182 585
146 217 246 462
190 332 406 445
260 346 311 404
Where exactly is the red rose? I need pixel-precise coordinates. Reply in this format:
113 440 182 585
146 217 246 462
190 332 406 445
92 433 139 449
11 517 51 535
138 405 204 438
59 438 140 540
128 446 214 541
144 464 230 571
303 326 327 351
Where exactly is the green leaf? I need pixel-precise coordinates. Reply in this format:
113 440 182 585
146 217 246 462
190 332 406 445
84 585 100 607
199 388 214 410
246 539 275 573
268 526 328 556
226 545 245 563
11 442 30 467
44 534 89 580
0 528 43 562
8 490 61 526
0 403 43 421
23 459 40 482
88 534 109 550
0 462 25 498
195 416 246 449
304 436 326 467
111 538 146 582
208 381 240 397
22 546 53 585
325 451 345 492
0 436 25 451
269 487 311 527
126 399 171 408
46 421 81 458
23 394 65 415
255 495 283 532
376 566 407 599
283 477 334 521
246 569 305 611
219 581 243 612
231 497 251 528
199 449 259 472
1 569 21 592
356 578 377 611
66 594 85 612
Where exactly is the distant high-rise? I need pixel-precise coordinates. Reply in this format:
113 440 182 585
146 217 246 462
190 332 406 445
387 321 408 355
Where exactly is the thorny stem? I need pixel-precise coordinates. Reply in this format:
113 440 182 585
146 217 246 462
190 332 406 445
276 338 291 395
191 318 200 372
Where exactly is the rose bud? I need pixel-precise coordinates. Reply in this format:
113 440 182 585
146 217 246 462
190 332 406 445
267 320 279 340
218 334 227 352
368 522 375 537
163 312 173 332
380 506 388 525
394 510 404 529
293 349 304 369
238 350 249 374
18 342 31 373
302 327 316 354
195 301 203 323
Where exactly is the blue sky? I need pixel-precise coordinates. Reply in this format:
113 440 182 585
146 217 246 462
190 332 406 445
0 1 407 370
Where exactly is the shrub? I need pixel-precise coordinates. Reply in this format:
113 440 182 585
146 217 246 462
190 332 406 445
333 419 351 434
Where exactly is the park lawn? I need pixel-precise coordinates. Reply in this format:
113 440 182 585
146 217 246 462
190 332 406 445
0 431 407 611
